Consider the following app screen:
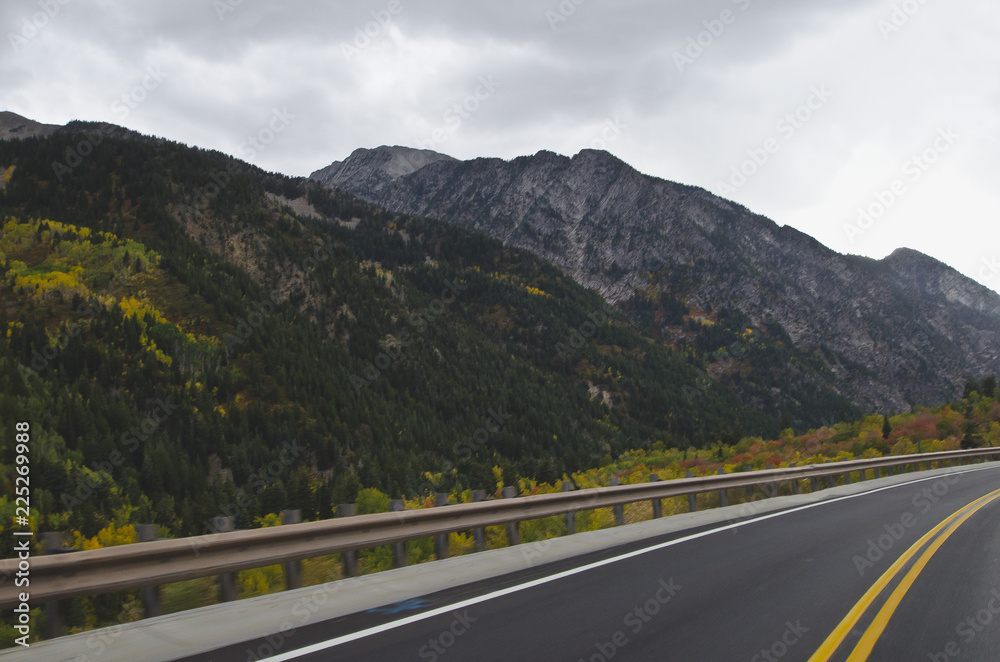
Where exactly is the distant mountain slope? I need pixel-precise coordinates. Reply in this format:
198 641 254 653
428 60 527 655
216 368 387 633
310 147 1000 413
311 146 457 190
0 111 60 140
1 110 164 144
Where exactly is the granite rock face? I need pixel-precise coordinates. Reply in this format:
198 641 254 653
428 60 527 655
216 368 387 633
311 146 1000 413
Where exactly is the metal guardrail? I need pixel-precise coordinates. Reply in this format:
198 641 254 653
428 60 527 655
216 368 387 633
3 448 999 611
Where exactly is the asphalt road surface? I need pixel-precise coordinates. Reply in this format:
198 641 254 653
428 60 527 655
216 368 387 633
181 464 1000 662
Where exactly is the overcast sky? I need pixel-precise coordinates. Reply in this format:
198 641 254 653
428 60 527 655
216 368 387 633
3 0 998 292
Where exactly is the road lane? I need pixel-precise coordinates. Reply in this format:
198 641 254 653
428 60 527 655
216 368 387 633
864 494 1000 661
185 464 1000 662
810 487 1000 660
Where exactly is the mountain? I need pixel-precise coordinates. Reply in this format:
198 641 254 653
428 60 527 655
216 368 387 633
2 114 996 640
0 111 60 140
310 147 1000 415
0 115 792 549
1 110 166 145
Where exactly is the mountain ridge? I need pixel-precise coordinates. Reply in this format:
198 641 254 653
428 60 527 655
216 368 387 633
6 110 997 417
310 145 1000 414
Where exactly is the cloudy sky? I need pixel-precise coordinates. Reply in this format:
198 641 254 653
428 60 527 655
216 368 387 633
3 0 998 292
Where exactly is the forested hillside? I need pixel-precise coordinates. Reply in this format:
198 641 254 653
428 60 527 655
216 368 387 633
0 125 782 548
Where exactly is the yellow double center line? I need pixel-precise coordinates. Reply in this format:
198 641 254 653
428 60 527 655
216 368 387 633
808 486 1000 662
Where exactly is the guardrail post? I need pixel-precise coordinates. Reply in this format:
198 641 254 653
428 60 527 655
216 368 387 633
434 494 450 560
42 532 65 638
337 505 358 577
717 469 728 505
562 482 577 531
874 467 881 479
828 474 836 488
281 510 303 590
212 517 237 602
610 478 625 525
137 524 162 616
471 491 488 550
789 464 799 495
685 471 697 512
502 486 521 545
810 476 818 492
389 500 409 565
649 475 663 517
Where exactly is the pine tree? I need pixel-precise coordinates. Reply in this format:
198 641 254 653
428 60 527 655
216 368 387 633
982 376 996 399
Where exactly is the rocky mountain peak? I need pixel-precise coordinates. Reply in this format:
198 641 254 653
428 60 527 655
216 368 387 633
0 111 59 140
881 248 1000 318
571 148 627 166
309 146 1000 414
311 145 455 192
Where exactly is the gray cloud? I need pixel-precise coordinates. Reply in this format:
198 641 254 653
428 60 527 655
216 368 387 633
2 0 997 290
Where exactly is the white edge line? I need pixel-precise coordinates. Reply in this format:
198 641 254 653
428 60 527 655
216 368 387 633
267 464 998 661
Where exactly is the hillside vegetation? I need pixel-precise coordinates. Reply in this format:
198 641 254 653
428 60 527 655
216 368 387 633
4 380 995 641
0 127 777 547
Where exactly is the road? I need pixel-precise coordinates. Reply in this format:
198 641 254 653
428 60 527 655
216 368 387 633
181 464 1000 662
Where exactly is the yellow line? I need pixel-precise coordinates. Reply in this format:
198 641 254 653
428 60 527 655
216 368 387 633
846 489 1000 660
807 487 1000 662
